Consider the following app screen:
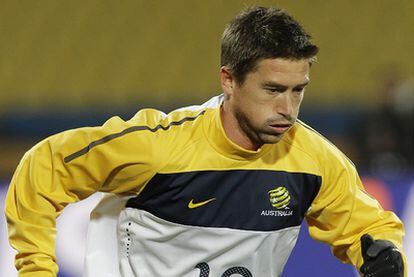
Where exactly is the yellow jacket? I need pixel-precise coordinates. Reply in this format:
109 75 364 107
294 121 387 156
5 105 406 276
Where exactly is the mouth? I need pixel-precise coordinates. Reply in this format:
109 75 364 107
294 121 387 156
268 123 292 134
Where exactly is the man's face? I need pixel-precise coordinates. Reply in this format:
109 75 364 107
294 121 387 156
224 58 310 147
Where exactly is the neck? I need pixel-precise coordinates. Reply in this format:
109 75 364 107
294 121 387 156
220 102 262 151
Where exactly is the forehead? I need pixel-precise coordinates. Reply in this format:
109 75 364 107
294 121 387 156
248 58 310 85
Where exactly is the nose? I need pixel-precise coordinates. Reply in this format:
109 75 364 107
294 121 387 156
275 93 293 119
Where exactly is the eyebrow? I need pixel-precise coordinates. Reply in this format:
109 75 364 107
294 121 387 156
262 81 309 89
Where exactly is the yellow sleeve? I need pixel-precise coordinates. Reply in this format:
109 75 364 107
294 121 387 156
5 113 162 276
305 152 406 274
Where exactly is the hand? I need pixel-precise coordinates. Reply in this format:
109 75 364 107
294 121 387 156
360 234 404 277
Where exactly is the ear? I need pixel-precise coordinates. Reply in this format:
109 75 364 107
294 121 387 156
220 66 235 98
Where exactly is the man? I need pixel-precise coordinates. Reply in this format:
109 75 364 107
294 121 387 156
5 6 406 277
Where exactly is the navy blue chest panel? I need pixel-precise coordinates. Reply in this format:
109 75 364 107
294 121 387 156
126 170 321 231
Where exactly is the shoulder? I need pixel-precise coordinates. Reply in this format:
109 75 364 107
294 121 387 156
284 120 361 205
127 102 218 167
129 94 222 129
129 107 207 132
283 119 355 171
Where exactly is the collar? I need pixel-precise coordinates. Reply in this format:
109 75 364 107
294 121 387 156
202 106 272 161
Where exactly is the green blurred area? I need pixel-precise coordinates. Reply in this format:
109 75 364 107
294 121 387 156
0 0 413 110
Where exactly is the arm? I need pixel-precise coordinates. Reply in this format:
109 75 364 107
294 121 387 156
5 114 159 276
305 153 406 276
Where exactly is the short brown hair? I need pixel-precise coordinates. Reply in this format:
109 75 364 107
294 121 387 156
221 6 318 85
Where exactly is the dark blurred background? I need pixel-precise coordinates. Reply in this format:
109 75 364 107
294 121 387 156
0 1 413 276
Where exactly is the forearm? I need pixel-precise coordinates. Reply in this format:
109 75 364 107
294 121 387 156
12 253 58 277
5 137 96 275
6 202 59 275
307 155 406 274
6 145 62 275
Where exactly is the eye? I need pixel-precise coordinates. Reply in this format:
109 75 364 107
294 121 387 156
293 87 305 94
265 87 285 94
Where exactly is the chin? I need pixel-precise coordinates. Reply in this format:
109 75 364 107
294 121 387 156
259 133 284 144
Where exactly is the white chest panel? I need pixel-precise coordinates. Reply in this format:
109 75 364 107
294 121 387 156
118 209 300 277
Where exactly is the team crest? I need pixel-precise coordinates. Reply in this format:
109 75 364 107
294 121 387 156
268 187 290 209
